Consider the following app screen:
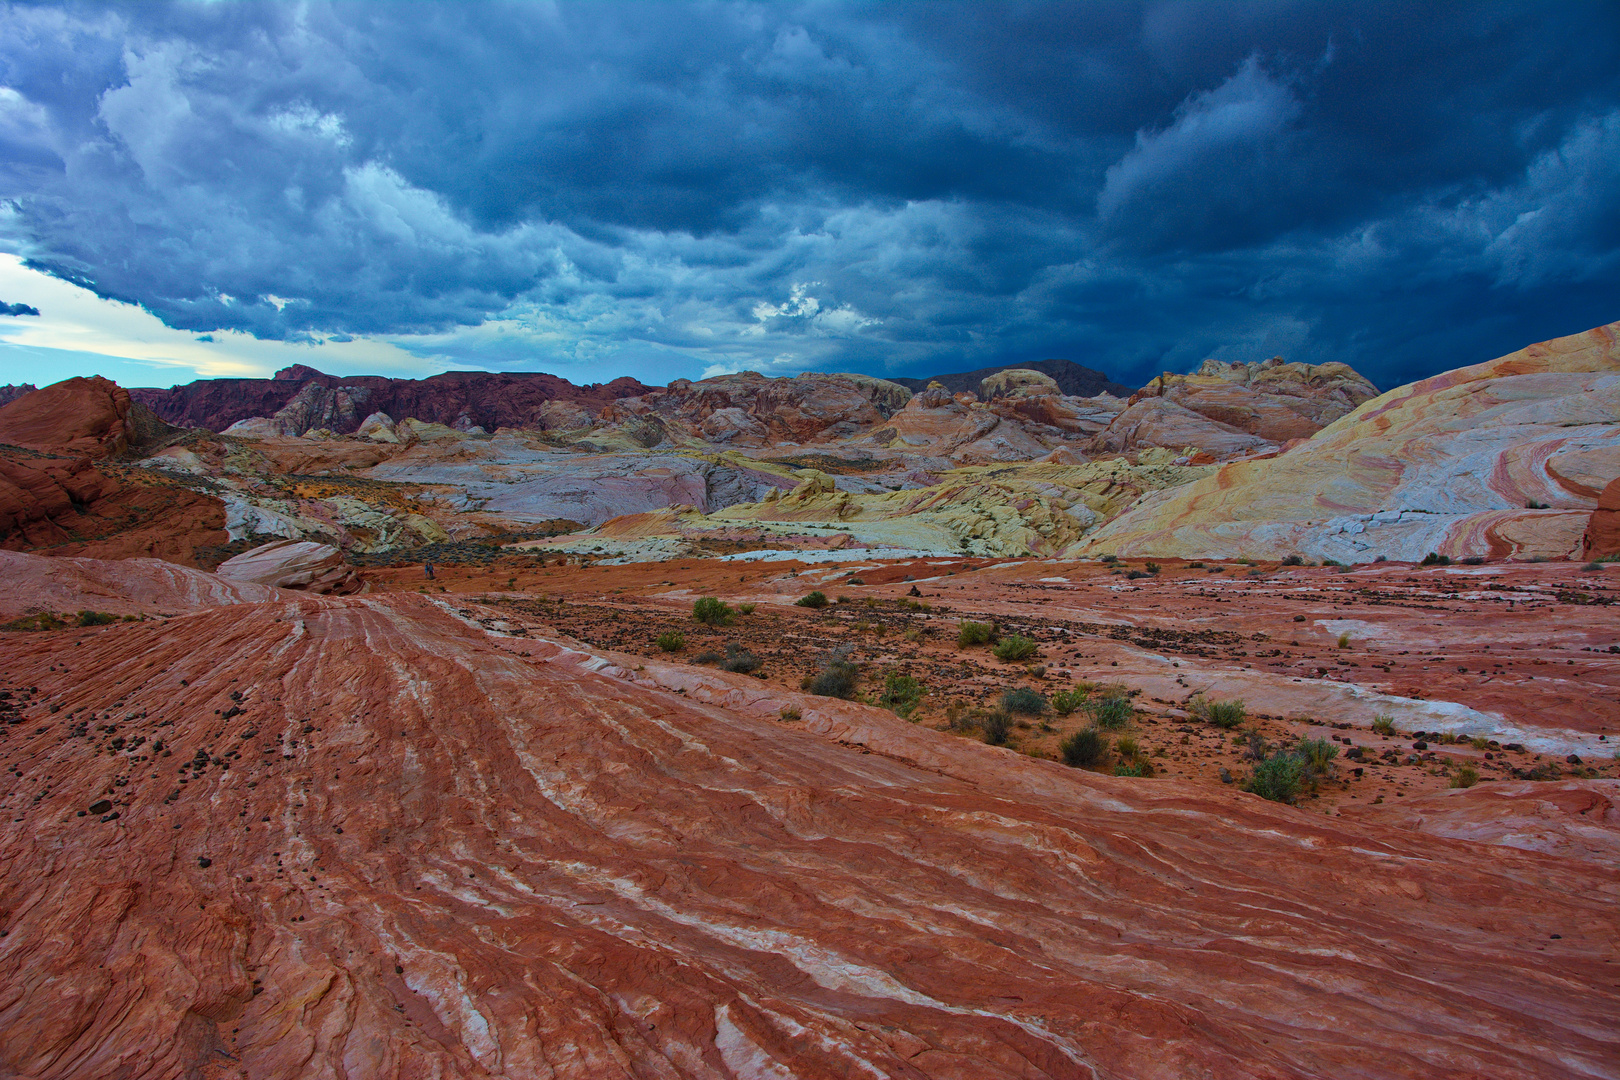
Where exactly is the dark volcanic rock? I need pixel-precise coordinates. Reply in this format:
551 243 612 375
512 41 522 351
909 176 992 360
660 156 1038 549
129 367 657 435
894 359 1132 399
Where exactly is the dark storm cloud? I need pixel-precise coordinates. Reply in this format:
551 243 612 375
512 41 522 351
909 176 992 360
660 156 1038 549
0 1 1617 389
0 301 40 316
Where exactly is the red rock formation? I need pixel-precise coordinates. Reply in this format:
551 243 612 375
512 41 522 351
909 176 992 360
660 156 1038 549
1583 477 1620 559
130 368 655 435
600 370 912 446
0 379 225 563
0 563 1614 1078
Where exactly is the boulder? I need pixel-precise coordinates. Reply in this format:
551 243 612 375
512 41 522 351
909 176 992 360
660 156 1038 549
216 539 363 594
1583 477 1620 560
979 368 1061 399
356 411 400 442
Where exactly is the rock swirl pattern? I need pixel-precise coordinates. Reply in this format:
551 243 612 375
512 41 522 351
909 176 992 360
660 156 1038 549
0 586 1616 1078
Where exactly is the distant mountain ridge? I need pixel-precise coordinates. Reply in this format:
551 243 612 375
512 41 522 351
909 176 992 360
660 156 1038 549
892 359 1132 399
130 367 653 435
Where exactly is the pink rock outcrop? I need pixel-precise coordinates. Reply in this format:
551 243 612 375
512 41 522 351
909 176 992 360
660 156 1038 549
1086 321 1620 562
215 539 364 594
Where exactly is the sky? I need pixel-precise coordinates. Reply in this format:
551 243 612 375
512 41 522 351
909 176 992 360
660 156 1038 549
1 1 1618 394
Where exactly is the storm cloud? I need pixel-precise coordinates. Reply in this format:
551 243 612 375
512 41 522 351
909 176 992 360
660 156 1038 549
1 1 1617 389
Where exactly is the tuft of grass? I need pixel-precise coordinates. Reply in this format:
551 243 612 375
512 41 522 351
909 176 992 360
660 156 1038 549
1372 713 1397 736
720 643 761 674
1337 632 1351 649
1297 736 1339 778
957 620 997 647
655 631 686 652
736 602 757 615
1189 694 1246 729
779 705 802 722
1084 693 1133 730
1450 764 1480 788
981 710 1012 746
877 672 927 718
1469 735 1490 750
1050 688 1087 716
692 597 735 626
693 649 724 664
1114 734 1139 759
795 591 829 608
1060 728 1106 767
1001 686 1047 715
992 634 1038 662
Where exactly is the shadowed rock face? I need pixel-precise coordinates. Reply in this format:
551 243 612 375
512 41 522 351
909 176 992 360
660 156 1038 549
0 560 1615 1079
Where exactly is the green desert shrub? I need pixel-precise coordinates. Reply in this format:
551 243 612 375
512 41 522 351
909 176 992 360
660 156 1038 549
992 634 1038 662
1281 554 1304 566
736 602 757 615
655 631 686 652
693 649 724 664
1337 632 1351 649
1372 713 1397 736
1113 761 1149 777
1114 734 1139 759
1450 764 1480 789
795 591 829 609
1060 728 1106 767
1246 752 1306 803
720 644 762 674
1189 694 1245 729
77 610 117 627
877 672 926 718
692 597 735 626
1084 693 1133 730
957 620 996 647
1001 686 1047 715
1420 552 1451 566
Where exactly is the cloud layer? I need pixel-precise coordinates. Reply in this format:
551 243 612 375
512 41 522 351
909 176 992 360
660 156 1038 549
1 1 1617 390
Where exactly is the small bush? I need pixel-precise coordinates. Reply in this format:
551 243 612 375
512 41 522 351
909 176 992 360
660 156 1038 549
1372 713 1397 736
2 612 66 632
77 610 117 627
720 644 762 674
693 649 724 664
655 631 686 652
795 591 829 609
779 705 802 721
1469 735 1490 750
1060 728 1106 767
1336 632 1351 649
846 577 865 585
1144 561 1161 575
981 710 1012 746
1114 734 1139 759
736 602 757 615
1084 694 1133 730
1187 561 1205 569
1450 764 1480 788
1246 752 1305 803
808 658 859 699
1099 554 1118 564
1113 761 1149 777
877 672 926 717
1525 499 1549 510
693 597 735 626
1281 554 1304 566
1051 689 1087 716
1420 552 1451 566
1001 686 1047 715
958 620 997 647
1124 569 1150 580
1189 695 1246 729
992 634 1038 662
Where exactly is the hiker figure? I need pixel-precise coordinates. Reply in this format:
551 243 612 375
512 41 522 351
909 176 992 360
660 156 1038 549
424 561 435 580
